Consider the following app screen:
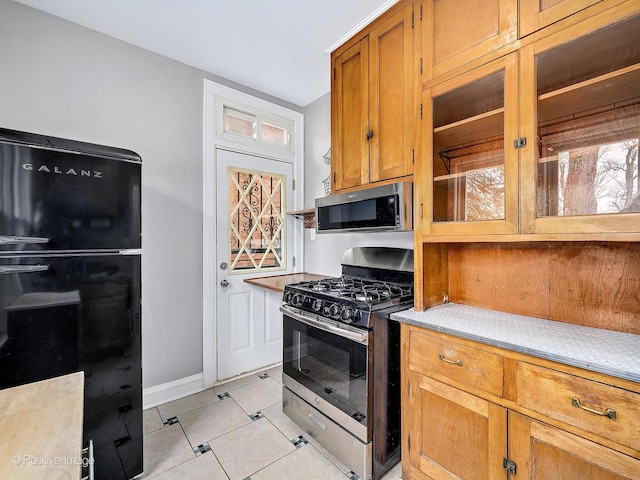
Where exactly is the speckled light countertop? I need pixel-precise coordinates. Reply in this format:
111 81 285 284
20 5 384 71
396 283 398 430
391 303 640 384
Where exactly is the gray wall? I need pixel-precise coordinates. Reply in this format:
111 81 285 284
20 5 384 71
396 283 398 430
0 0 300 390
302 94 413 276
0 0 413 390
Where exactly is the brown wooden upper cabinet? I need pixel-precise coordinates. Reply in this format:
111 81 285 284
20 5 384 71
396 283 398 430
420 0 625 84
418 3 640 240
331 0 415 192
420 53 520 237
420 0 518 83
519 0 603 38
519 5 640 237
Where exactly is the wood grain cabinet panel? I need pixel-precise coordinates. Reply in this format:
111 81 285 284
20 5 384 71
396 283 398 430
408 328 504 397
509 411 640 480
332 39 369 191
417 3 640 249
406 371 507 480
518 7 640 238
420 53 519 237
331 0 415 193
519 0 603 37
421 0 518 82
421 0 620 84
401 324 640 480
517 361 640 451
369 6 415 183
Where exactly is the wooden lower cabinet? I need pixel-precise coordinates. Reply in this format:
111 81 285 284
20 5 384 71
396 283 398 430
405 371 507 479
509 412 640 479
401 324 640 480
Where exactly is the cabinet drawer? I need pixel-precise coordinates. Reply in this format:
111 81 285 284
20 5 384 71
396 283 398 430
408 330 503 397
517 362 640 450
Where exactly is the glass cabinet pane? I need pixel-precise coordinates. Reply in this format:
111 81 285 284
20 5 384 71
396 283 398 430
535 14 640 218
432 71 505 222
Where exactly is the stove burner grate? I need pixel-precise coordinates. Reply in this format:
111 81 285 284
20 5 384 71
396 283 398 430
288 275 413 310
311 282 331 292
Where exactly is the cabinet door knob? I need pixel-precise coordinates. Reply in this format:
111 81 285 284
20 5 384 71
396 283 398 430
366 130 374 140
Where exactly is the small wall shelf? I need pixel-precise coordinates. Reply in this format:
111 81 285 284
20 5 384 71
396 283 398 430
287 208 316 228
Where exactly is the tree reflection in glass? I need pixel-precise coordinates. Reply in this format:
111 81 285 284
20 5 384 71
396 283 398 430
539 139 639 217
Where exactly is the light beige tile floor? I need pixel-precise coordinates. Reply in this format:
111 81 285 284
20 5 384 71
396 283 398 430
140 365 402 480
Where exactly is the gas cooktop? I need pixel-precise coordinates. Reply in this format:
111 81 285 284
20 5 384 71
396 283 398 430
289 275 412 305
283 275 413 329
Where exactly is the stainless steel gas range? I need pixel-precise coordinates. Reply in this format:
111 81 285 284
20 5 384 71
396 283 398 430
280 247 413 480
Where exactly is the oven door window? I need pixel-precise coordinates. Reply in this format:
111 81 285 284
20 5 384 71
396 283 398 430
283 315 368 425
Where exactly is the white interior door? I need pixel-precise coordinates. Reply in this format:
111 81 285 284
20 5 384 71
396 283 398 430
215 148 294 380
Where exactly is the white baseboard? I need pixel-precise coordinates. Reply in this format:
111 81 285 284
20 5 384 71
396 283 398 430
143 373 204 410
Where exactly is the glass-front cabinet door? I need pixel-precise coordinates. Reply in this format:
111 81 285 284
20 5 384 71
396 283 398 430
422 53 519 236
520 11 640 236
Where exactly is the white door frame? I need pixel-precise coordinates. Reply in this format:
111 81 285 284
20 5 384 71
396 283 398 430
202 80 304 388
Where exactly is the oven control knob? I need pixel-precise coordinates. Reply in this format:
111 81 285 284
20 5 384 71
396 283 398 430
312 299 323 312
328 303 341 319
283 291 293 304
340 307 354 323
292 293 304 307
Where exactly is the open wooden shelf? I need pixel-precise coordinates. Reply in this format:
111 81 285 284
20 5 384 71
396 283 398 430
423 231 640 243
434 164 504 182
434 108 504 147
537 64 640 123
287 208 315 228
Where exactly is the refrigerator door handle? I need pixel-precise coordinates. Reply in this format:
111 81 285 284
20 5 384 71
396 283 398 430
0 235 50 245
0 265 50 275
119 248 142 255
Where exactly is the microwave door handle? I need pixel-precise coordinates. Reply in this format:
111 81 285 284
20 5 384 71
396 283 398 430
280 306 367 344
0 235 50 245
0 265 50 275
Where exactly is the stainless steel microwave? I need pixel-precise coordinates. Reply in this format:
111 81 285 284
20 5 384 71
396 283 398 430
315 181 412 233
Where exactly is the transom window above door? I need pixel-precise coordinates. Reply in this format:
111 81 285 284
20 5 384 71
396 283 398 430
216 96 295 156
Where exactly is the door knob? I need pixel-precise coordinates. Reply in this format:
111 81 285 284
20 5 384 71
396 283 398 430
220 280 229 287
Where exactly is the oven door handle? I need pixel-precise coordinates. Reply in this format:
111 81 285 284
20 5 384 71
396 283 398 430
280 306 367 344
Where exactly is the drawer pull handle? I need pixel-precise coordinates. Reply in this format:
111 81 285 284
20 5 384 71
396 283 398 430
307 412 326 429
571 397 616 420
439 354 462 367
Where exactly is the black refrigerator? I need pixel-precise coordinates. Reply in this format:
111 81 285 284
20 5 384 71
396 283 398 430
0 128 143 479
